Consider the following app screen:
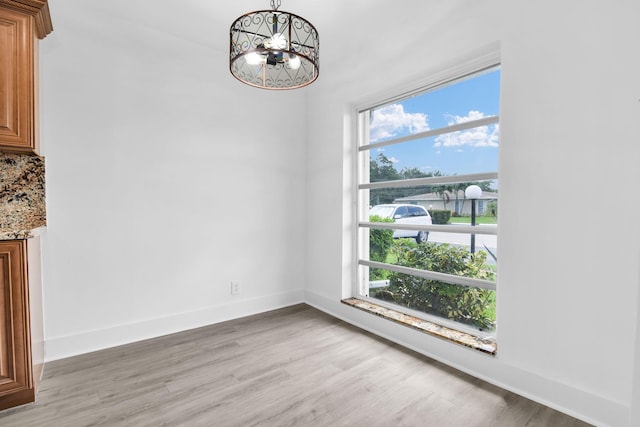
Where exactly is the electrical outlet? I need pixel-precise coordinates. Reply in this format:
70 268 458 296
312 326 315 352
231 281 241 296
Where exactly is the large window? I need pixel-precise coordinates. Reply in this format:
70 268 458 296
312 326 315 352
356 66 500 336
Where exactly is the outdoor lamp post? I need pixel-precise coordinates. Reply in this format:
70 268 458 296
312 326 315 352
465 185 482 254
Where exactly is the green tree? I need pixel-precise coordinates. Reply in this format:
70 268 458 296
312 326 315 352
433 180 496 214
369 153 401 205
370 153 400 182
369 153 443 205
432 183 454 209
400 166 439 180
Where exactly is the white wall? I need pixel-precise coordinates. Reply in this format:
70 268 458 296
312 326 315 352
630 258 640 426
39 0 307 360
305 1 640 426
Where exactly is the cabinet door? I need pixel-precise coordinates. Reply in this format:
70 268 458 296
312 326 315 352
0 240 34 410
0 8 36 153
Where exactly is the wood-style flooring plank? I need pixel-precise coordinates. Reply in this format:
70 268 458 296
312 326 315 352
0 304 592 426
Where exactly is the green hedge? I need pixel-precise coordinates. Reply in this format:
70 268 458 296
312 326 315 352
372 241 496 330
429 209 451 224
369 215 394 280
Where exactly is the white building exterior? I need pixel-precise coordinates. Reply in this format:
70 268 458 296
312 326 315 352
395 190 498 216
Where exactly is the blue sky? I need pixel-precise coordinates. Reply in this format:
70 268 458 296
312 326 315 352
369 68 500 176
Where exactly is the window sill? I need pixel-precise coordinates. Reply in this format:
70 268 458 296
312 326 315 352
341 298 497 355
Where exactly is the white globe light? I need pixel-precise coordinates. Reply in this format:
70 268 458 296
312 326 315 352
465 185 482 199
245 52 265 65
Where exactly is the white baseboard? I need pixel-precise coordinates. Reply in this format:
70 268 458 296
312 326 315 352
304 289 628 427
44 289 305 362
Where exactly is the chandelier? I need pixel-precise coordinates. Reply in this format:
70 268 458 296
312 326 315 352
229 0 319 90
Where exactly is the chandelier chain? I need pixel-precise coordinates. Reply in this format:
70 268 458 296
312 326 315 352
270 0 281 10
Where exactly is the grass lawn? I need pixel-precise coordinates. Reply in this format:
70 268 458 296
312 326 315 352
449 216 497 225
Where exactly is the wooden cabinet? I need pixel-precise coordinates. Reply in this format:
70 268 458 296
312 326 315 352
0 0 52 154
0 239 43 411
0 0 50 411
0 8 35 152
0 0 49 411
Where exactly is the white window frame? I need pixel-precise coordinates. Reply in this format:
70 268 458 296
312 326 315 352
353 56 501 337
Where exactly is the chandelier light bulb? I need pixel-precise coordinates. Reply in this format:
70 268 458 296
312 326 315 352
245 52 266 65
288 54 301 70
266 33 287 50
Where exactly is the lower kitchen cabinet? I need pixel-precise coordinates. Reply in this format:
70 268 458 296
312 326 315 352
0 237 43 410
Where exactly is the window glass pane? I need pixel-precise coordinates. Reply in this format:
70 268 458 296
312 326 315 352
368 267 497 332
364 226 497 279
366 180 498 215
368 129 498 183
364 267 496 332
358 66 500 334
367 69 500 145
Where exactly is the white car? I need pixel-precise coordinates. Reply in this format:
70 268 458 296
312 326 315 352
369 204 432 243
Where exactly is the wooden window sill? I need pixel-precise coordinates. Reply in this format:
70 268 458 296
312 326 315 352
341 298 497 355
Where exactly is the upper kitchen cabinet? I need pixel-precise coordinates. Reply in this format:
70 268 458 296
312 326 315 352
0 1 52 154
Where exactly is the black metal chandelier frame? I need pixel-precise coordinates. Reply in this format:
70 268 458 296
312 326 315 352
229 0 319 90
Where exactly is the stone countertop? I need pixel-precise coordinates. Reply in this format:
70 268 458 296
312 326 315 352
341 298 497 355
0 153 46 240
0 225 46 240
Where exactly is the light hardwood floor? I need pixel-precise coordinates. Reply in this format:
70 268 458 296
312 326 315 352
0 304 592 426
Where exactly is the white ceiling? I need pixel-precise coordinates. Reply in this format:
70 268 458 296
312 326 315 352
45 0 482 87
49 0 453 61
57 0 379 49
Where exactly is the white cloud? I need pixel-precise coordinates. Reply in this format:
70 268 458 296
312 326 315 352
388 156 400 163
434 110 499 148
369 104 429 142
446 110 486 125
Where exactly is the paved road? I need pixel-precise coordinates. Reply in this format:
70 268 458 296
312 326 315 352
429 225 496 248
429 224 497 262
